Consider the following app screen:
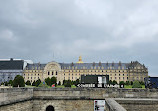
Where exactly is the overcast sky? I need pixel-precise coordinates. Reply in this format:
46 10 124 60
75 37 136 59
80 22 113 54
0 0 158 76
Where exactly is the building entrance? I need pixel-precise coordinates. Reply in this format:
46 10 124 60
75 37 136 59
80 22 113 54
46 105 54 111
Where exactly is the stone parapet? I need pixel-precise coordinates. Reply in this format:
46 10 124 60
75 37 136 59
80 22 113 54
105 98 127 111
0 88 33 106
33 88 158 99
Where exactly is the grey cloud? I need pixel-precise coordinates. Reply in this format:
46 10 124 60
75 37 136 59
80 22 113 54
0 0 158 76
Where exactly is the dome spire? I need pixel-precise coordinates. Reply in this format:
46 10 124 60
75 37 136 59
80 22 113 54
77 56 84 63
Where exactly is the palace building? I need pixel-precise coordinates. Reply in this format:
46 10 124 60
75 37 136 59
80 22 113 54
23 56 148 84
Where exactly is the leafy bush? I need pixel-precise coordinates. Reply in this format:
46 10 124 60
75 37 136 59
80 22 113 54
32 81 36 86
45 77 51 86
132 81 142 88
51 77 57 85
25 80 31 85
13 75 25 87
107 80 113 85
130 81 133 85
38 81 49 88
64 80 72 87
74 79 80 86
139 81 145 85
125 81 130 85
119 81 125 85
5 81 8 86
8 80 13 86
112 80 118 85
35 79 41 87
1 82 4 85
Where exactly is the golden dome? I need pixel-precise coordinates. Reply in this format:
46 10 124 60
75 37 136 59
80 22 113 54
77 56 84 63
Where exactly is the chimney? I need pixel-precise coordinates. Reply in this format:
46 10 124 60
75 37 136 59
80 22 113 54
10 58 13 61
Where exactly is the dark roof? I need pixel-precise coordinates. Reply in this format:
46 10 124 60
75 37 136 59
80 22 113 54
0 59 24 70
26 63 46 70
59 63 129 70
25 61 147 70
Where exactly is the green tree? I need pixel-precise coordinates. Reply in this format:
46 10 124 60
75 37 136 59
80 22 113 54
1 82 4 85
64 80 72 87
45 77 51 86
63 80 66 85
8 80 13 86
108 80 113 85
32 81 36 86
125 81 130 85
25 80 31 85
5 81 8 86
130 81 133 85
139 81 145 85
35 79 41 87
38 82 49 88
132 81 142 88
119 81 125 88
119 81 125 85
74 79 80 86
13 75 25 87
51 77 57 85
112 80 117 85
58 81 61 85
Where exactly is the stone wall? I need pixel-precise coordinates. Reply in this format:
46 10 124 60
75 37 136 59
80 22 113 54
0 88 158 111
116 98 158 111
33 100 94 111
0 88 33 106
0 100 33 111
105 98 126 111
33 88 158 99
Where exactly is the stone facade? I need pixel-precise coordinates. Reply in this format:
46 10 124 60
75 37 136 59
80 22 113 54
115 98 158 111
0 100 33 111
23 56 148 84
0 88 158 111
33 100 93 111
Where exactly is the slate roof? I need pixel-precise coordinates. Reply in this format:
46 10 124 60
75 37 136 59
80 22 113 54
25 63 46 70
0 59 24 70
59 63 129 70
25 61 146 70
26 61 146 70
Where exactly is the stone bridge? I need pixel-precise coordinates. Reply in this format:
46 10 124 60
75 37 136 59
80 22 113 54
0 88 158 111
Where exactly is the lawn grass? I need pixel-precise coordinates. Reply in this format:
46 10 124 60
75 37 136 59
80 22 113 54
55 85 76 88
56 85 65 88
124 85 132 88
71 85 76 88
124 85 145 89
25 85 36 88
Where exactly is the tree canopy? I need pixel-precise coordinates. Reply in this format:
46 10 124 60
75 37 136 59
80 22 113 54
13 75 25 87
132 81 142 88
25 80 31 85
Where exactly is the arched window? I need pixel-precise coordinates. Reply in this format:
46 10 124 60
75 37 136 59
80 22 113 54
46 105 54 111
56 71 57 75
